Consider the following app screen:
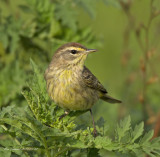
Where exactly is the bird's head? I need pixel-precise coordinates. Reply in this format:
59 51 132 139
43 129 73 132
51 42 97 68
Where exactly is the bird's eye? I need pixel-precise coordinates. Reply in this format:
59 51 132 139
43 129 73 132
71 50 77 54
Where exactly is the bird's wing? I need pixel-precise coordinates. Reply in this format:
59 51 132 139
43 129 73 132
82 66 107 94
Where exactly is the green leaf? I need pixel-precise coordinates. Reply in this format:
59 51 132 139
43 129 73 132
116 116 131 142
88 148 100 157
0 148 11 157
55 2 77 31
0 118 22 130
140 130 154 144
0 105 14 118
30 59 46 94
131 122 144 142
94 136 112 149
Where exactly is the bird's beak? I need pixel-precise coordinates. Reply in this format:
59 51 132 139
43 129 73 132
86 49 97 54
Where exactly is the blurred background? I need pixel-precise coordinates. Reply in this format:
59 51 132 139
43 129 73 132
0 0 160 152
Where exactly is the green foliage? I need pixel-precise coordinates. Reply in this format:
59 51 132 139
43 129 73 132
0 61 25 107
0 61 160 157
0 0 100 107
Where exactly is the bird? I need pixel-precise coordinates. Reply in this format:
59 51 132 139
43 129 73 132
44 42 121 136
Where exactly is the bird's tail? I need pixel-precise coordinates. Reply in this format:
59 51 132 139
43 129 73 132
101 94 122 104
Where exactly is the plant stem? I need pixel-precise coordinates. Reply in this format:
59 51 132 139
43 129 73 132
119 0 160 121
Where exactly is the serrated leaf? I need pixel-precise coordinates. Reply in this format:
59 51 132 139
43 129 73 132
30 59 46 93
94 136 112 149
151 137 160 148
0 118 22 129
0 105 15 118
142 147 156 157
55 2 77 31
132 148 144 156
0 148 11 157
116 116 131 142
131 122 144 142
140 130 154 144
0 117 41 143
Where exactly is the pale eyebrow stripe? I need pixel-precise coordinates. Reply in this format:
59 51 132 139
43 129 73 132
62 47 85 52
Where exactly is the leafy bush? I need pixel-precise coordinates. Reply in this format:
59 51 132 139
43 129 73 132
0 0 100 107
0 60 160 157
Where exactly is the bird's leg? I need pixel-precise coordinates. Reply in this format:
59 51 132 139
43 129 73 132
59 110 69 120
90 109 97 137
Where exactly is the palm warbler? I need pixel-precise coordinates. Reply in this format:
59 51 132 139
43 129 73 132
44 42 121 136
